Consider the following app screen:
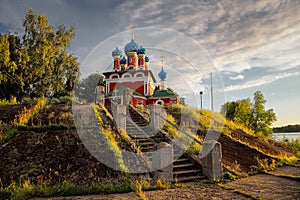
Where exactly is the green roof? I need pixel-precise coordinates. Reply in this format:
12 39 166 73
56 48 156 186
151 88 178 98
106 85 143 97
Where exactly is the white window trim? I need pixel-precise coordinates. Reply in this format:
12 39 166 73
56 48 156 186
110 74 120 79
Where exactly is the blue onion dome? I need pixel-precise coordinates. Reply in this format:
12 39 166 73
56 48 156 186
112 46 123 57
120 56 127 64
137 45 146 54
124 39 140 53
145 56 150 62
158 67 167 81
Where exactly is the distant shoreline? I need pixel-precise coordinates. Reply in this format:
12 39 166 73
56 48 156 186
272 124 300 133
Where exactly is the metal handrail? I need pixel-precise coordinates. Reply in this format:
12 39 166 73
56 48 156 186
127 90 202 145
125 114 156 145
156 112 202 145
98 100 152 171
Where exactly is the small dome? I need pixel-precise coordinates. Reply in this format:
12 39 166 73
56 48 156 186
124 39 140 53
112 46 122 57
137 45 146 54
145 56 150 62
120 56 127 64
158 67 167 81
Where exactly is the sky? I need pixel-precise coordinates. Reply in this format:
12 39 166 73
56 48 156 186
0 0 299 127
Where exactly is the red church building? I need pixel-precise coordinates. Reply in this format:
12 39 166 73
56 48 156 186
103 27 179 107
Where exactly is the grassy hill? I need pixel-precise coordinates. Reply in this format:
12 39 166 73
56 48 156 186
0 100 299 199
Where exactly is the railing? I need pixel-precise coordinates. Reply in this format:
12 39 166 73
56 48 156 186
125 114 156 144
99 93 153 170
127 91 202 146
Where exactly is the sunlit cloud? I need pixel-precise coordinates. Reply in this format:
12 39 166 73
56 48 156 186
225 72 300 92
229 74 244 80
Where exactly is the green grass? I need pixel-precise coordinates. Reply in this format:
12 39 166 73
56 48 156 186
14 97 47 126
0 176 182 199
0 96 19 106
93 104 128 172
0 180 132 200
281 138 300 152
0 127 18 144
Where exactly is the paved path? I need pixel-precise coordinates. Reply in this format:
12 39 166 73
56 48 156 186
225 164 300 200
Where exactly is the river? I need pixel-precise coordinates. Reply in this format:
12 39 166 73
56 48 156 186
271 132 300 141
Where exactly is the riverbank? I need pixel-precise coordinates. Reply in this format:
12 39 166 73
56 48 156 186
272 132 300 141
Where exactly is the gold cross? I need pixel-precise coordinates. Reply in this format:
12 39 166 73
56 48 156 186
130 24 136 39
160 56 165 66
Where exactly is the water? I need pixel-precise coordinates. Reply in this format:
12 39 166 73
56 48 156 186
271 132 300 141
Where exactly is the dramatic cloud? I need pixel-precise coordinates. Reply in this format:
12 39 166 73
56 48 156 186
1 0 299 125
225 71 300 92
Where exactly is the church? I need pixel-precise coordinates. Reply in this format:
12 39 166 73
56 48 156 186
103 26 179 107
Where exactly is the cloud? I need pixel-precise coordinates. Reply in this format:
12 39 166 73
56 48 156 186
229 74 244 80
224 71 300 92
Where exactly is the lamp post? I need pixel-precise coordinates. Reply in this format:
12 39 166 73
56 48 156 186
199 91 203 110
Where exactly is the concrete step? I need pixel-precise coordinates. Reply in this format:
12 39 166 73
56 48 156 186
139 142 154 146
173 158 190 163
173 169 201 175
173 175 206 183
173 163 194 168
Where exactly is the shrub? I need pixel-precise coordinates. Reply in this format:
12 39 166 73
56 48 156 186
0 96 19 106
162 114 177 137
14 97 47 126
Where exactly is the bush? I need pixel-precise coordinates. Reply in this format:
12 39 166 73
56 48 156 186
0 96 19 106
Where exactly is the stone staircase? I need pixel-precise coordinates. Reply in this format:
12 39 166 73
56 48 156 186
126 105 205 182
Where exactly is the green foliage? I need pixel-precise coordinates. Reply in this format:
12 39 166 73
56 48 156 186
0 8 79 100
130 177 151 200
14 96 47 126
162 114 178 137
0 180 132 199
223 172 237 181
0 96 19 106
221 91 277 137
250 91 277 136
256 158 277 173
187 140 202 154
221 98 251 126
93 104 128 172
0 121 17 144
280 138 300 156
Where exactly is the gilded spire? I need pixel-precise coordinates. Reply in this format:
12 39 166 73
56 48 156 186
115 37 118 47
160 56 165 67
130 24 136 40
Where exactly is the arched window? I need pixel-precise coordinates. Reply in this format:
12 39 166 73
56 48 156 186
135 72 144 78
122 73 131 78
110 74 119 79
156 100 164 106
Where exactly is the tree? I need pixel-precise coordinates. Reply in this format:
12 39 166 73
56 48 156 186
0 34 26 99
221 91 277 137
221 98 251 126
22 9 79 98
74 73 105 103
250 91 277 136
0 8 79 100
